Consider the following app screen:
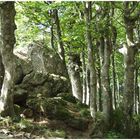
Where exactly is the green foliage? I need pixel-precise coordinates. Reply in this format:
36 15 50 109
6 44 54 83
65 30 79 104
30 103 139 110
131 114 140 137
27 93 47 114
112 107 124 131
0 116 13 127
79 108 90 118
57 93 77 103
45 129 66 138
17 118 31 129
105 131 125 139
14 104 21 116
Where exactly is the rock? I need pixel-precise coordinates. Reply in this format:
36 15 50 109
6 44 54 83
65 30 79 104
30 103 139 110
27 97 90 131
14 41 67 77
30 41 67 77
22 108 33 118
22 72 69 98
65 117 89 131
13 71 70 109
13 55 33 85
14 86 28 106
13 41 70 108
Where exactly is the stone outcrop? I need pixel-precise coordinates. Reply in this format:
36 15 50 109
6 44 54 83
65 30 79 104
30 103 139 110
13 41 69 106
14 41 67 77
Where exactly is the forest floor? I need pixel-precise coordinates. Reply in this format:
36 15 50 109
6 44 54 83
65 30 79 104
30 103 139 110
0 116 92 139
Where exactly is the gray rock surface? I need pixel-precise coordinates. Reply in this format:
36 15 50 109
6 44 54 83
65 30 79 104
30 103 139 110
14 41 67 77
13 41 69 105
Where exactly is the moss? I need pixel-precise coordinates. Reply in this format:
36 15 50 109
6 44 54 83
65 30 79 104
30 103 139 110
66 117 88 130
44 129 66 138
57 93 77 103
14 104 21 115
105 131 125 138
79 108 90 118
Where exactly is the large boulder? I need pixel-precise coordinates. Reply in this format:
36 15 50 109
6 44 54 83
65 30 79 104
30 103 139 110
13 41 69 105
13 72 70 106
14 41 67 77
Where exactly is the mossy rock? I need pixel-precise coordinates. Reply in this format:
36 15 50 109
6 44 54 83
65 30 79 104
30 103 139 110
57 92 77 103
27 96 90 131
65 117 89 131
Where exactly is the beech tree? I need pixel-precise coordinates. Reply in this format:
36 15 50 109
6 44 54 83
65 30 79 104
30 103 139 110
123 1 140 135
84 2 97 117
0 2 16 117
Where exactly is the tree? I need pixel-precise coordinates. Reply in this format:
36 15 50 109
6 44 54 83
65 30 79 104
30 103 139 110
0 2 16 117
84 2 97 118
123 1 140 136
0 53 4 91
68 53 83 101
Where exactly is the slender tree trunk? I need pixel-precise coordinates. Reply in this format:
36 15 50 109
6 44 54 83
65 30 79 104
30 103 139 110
81 50 87 104
53 9 68 78
138 85 140 114
0 53 4 91
116 75 120 107
86 66 90 105
134 67 138 114
68 54 83 101
85 2 97 118
98 37 105 111
50 22 54 49
49 9 55 49
0 2 16 117
96 41 102 111
53 9 65 62
97 65 102 111
101 36 112 124
112 50 117 109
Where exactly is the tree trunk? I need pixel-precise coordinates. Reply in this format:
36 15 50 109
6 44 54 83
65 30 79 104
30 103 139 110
134 66 139 114
68 54 83 101
53 9 65 62
86 66 90 105
81 50 87 104
50 20 54 49
101 36 112 124
116 75 120 107
85 2 97 118
97 55 102 111
0 53 4 91
53 9 68 78
0 2 16 117
123 2 138 136
112 50 117 109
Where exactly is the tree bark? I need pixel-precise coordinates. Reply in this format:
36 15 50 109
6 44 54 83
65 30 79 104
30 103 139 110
85 2 97 118
81 50 87 104
134 66 139 114
123 2 138 136
0 2 16 117
68 54 83 101
86 66 90 105
0 53 4 91
96 50 102 112
53 9 65 62
101 36 112 124
112 49 117 109
53 9 68 78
